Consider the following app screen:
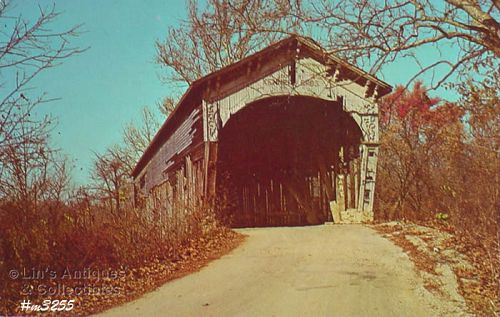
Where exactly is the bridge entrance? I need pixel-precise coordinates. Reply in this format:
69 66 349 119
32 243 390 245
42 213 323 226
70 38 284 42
132 36 391 227
216 96 362 227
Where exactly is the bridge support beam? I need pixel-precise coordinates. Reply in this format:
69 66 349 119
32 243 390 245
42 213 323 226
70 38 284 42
337 143 378 223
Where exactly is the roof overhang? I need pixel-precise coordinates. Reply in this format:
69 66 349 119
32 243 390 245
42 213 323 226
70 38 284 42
131 35 392 178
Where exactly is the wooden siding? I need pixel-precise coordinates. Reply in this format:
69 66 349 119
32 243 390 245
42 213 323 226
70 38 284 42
141 106 203 193
132 36 391 225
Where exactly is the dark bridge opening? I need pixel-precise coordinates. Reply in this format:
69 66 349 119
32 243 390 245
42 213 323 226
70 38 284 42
216 96 362 227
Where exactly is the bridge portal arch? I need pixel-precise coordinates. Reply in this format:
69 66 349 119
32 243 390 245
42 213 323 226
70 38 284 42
203 57 384 225
216 95 365 226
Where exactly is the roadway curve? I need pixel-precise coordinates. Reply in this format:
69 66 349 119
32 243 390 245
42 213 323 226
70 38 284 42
98 225 464 316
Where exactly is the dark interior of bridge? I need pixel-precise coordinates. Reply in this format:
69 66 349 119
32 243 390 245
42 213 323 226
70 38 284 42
216 96 362 227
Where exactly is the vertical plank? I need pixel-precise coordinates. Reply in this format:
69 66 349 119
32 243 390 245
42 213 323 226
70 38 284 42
343 172 348 211
346 167 351 209
265 186 269 224
205 142 218 198
354 158 360 209
253 184 257 226
203 143 210 196
280 182 284 212
185 156 193 208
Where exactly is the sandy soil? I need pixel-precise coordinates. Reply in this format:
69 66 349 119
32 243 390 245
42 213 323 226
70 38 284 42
97 225 467 317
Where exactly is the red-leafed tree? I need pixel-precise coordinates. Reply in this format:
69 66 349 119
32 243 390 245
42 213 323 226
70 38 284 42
375 81 465 220
380 81 441 130
376 80 499 314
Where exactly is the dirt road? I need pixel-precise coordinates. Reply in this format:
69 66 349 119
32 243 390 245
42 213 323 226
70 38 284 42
98 225 465 316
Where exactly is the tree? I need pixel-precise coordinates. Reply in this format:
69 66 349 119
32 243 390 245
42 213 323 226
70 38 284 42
158 96 177 116
0 114 71 210
120 106 162 173
0 2 84 152
90 106 162 212
156 0 298 86
450 75 499 235
0 2 84 204
296 0 499 88
157 0 499 90
90 147 129 215
459 71 500 151
375 81 465 220
0 2 84 280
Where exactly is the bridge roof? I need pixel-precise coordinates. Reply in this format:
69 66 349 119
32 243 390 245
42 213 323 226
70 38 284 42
132 35 392 178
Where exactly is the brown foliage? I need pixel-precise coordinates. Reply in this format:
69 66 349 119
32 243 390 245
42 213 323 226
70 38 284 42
374 222 499 316
375 80 499 315
0 197 233 315
375 81 499 231
374 224 438 275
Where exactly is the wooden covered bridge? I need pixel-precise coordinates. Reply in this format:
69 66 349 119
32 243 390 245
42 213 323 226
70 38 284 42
131 36 392 227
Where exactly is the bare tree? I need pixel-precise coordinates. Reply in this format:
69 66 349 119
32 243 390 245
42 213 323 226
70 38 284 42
90 106 162 212
156 0 299 86
0 2 85 153
0 113 70 209
157 0 498 90
0 1 84 208
158 96 177 116
90 148 129 215
120 106 162 173
0 2 84 288
297 0 499 89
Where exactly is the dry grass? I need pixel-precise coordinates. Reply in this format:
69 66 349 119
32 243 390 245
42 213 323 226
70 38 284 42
374 224 438 275
0 201 243 316
1 228 244 316
80 229 246 316
423 279 444 296
374 222 499 317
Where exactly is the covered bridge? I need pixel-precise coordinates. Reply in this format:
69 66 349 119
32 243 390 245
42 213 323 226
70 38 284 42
131 36 392 227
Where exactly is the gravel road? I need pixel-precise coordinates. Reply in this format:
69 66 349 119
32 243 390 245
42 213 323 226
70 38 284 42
98 225 464 317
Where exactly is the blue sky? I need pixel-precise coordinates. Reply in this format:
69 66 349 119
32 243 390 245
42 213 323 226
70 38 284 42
12 0 188 185
10 1 460 186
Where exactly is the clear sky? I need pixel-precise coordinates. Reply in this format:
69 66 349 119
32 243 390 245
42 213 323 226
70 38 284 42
11 0 188 185
10 1 460 186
